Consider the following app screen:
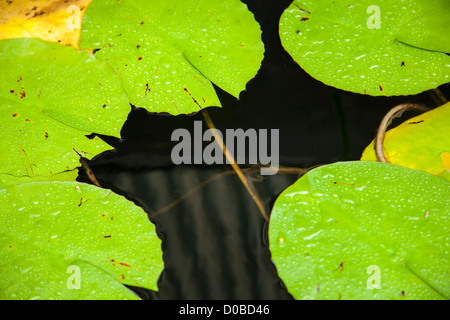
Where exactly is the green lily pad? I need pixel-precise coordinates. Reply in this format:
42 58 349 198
279 0 450 96
361 102 450 180
80 0 264 114
0 38 130 179
0 170 78 190
269 161 450 300
0 181 163 300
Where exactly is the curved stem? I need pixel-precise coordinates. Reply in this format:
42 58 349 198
375 103 430 163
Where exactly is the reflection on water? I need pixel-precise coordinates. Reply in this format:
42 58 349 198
80 165 299 299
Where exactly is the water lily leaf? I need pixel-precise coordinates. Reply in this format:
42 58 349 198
0 38 130 179
0 181 163 300
0 0 92 49
269 161 450 300
0 170 77 190
80 0 264 114
279 0 450 96
361 102 450 180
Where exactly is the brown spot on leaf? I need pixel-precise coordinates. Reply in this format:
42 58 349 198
183 87 202 109
408 120 424 125
78 197 88 207
330 181 358 186
20 91 26 99
103 235 111 238
301 17 310 21
44 131 48 139
138 56 143 61
293 3 311 14
191 74 207 87
378 84 383 92
334 261 347 272
400 291 405 296
12 113 18 117
9 90 14 93
32 10 45 18
401 61 406 67
109 259 132 268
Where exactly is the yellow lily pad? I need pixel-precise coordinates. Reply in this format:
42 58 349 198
0 0 91 49
361 102 450 180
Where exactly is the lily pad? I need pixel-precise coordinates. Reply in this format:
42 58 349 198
0 170 77 190
361 102 450 180
0 38 130 179
269 161 450 300
80 0 264 114
0 0 92 48
0 181 163 300
279 0 450 96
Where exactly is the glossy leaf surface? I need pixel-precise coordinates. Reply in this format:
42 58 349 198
269 161 450 300
279 0 450 96
0 181 163 299
80 0 264 113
